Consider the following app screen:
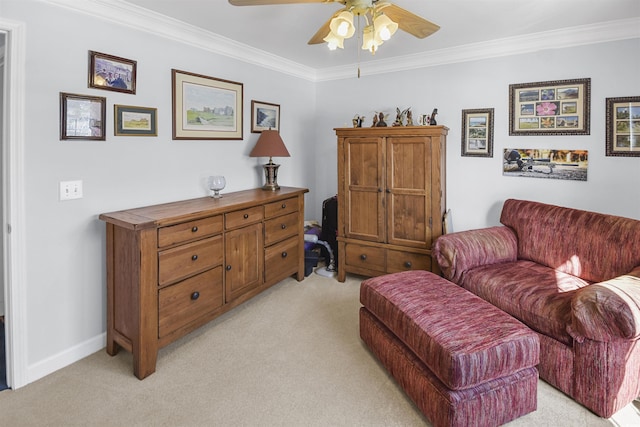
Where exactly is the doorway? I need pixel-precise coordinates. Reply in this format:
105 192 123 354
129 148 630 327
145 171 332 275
0 18 28 390
0 30 6 390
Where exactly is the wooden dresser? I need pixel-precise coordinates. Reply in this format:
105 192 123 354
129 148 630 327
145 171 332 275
335 126 448 282
99 187 308 379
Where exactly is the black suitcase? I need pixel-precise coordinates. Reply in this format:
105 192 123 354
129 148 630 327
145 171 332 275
320 195 338 268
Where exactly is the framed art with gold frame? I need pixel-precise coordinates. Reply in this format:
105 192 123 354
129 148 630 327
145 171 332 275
114 104 157 136
172 69 243 140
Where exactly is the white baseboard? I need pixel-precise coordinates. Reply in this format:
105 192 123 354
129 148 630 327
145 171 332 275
26 333 106 385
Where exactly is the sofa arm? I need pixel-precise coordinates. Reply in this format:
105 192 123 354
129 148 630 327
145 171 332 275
568 266 640 343
432 226 518 284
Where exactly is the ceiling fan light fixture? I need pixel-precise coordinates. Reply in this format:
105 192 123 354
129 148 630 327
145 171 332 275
323 31 345 50
329 11 356 38
361 24 383 54
373 13 398 41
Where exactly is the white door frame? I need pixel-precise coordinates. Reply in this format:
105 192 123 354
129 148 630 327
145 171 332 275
1 17 27 389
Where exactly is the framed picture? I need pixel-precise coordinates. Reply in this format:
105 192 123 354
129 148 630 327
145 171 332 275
503 148 588 181
251 100 280 133
461 108 494 157
114 105 157 136
605 96 640 157
509 78 590 136
60 92 106 141
172 69 243 140
88 51 136 94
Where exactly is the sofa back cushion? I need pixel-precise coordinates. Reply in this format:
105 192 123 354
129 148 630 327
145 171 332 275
500 199 640 282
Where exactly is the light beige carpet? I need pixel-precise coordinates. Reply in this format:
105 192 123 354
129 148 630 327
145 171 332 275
0 272 639 426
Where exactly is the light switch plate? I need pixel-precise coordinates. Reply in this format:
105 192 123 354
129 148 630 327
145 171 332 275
60 180 83 201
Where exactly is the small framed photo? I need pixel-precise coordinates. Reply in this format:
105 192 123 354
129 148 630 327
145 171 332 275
509 78 590 136
114 105 157 136
251 100 280 133
461 108 494 157
60 92 106 140
172 69 243 140
605 96 640 157
88 51 136 94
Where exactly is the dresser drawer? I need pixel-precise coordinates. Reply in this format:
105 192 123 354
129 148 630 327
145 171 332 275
225 206 263 230
264 212 298 246
265 236 299 284
264 197 298 219
158 235 223 286
345 243 386 273
386 249 431 273
158 267 223 339
158 215 223 248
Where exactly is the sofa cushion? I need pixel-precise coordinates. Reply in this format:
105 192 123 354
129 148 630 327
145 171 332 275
500 199 640 283
360 270 539 390
460 260 591 346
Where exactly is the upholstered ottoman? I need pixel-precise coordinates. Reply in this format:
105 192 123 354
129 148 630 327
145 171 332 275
360 270 540 427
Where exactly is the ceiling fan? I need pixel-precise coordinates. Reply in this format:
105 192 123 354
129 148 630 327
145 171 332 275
229 0 440 54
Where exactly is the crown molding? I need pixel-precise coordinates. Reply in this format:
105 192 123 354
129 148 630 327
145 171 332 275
41 0 318 81
42 1 638 83
317 17 640 81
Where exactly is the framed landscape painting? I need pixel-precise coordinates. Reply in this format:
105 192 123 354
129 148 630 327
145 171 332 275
114 105 157 136
251 100 280 133
171 69 243 140
509 78 590 136
605 96 640 157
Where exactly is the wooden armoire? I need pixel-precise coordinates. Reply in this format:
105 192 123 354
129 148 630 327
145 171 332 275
335 126 448 282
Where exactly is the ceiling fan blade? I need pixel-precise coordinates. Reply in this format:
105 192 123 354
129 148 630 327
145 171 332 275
307 8 345 44
382 3 440 39
229 0 327 5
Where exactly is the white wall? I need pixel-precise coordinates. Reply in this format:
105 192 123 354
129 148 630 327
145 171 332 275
312 39 640 230
1 0 639 386
2 0 316 382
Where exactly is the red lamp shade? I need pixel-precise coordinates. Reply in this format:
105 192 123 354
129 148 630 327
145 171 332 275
249 130 290 191
249 130 290 158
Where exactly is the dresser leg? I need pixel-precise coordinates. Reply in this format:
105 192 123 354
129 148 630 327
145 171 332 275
132 344 157 380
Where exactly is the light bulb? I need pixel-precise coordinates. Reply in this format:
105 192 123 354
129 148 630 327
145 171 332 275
337 21 349 37
379 27 391 40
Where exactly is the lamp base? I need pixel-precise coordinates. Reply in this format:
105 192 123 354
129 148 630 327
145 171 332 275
262 161 281 191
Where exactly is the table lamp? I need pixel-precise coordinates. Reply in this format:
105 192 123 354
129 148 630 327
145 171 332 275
249 129 290 191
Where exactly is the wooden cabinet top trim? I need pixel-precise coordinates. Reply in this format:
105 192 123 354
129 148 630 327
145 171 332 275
99 187 308 230
335 126 449 137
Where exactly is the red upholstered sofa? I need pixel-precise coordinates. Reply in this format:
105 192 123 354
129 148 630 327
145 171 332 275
432 199 640 418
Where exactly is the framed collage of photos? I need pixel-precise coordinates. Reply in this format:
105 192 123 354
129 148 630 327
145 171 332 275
605 96 640 157
509 78 590 136
461 108 494 157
